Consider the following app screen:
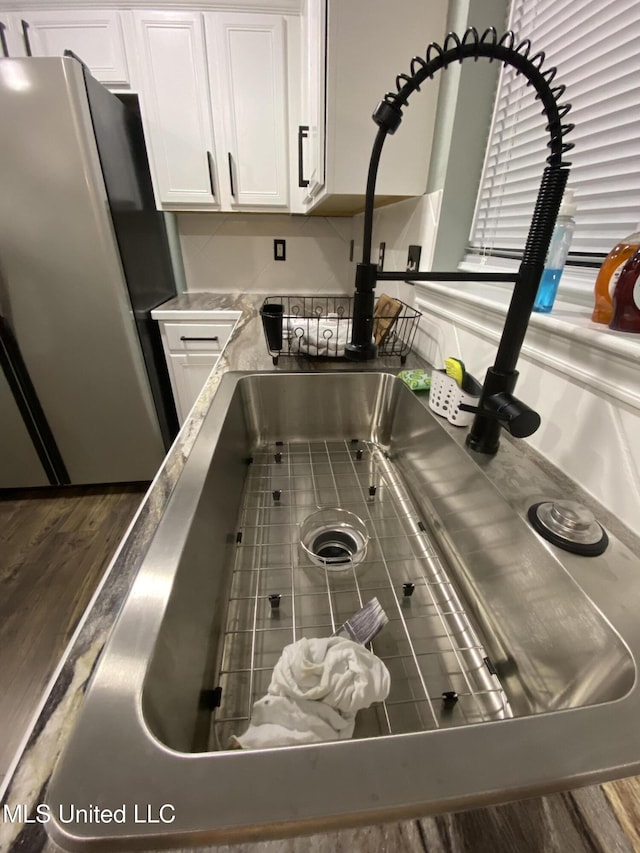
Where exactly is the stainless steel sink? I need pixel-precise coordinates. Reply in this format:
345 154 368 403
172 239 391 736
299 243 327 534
47 372 640 850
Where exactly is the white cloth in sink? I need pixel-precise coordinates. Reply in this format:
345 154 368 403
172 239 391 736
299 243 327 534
287 313 353 357
230 637 390 749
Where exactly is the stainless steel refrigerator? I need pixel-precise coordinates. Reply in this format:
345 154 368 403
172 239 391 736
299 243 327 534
0 56 180 488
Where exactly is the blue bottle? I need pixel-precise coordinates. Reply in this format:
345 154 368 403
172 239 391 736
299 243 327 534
533 190 577 313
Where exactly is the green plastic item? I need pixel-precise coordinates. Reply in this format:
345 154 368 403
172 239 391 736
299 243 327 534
397 369 431 392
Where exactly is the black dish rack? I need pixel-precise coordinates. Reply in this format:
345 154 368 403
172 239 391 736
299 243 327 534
260 295 421 365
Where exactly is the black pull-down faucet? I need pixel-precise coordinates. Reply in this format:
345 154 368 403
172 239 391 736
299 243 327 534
345 27 574 455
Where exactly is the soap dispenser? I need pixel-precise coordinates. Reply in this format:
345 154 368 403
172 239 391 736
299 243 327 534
591 224 640 324
609 247 640 333
533 189 577 313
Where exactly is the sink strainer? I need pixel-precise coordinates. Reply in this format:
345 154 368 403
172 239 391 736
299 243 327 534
300 508 369 571
528 499 608 556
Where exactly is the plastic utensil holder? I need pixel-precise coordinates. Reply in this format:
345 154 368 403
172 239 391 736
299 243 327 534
429 369 482 427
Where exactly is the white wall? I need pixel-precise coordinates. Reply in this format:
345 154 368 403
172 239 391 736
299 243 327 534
177 212 353 294
350 191 443 306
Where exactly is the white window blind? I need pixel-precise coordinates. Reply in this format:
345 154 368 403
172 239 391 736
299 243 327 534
470 0 640 264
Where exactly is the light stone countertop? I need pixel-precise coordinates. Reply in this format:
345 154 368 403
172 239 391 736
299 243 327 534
2 291 640 853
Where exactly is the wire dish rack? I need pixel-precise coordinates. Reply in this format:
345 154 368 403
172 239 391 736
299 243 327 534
260 295 421 365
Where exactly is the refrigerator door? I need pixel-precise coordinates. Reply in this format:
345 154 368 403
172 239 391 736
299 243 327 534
0 58 165 484
82 69 179 448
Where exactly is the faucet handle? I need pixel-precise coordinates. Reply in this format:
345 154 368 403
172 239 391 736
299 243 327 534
460 392 541 439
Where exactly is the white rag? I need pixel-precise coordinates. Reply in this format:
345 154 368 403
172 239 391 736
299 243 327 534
287 314 353 357
231 637 390 749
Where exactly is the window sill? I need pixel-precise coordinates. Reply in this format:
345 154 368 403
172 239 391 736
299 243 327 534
411 277 640 411
459 255 600 309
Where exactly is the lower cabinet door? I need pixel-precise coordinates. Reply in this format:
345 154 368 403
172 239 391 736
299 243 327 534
166 352 218 424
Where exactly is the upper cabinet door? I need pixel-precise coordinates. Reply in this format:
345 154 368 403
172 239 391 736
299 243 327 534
305 0 447 216
20 10 129 86
207 12 288 209
300 0 326 203
133 11 218 208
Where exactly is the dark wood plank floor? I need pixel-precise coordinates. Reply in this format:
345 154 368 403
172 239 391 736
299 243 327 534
0 484 146 782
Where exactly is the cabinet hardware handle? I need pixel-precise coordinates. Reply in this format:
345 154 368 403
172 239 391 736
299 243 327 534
0 22 9 58
206 151 216 197
63 48 89 69
180 336 219 342
228 152 236 199
298 125 310 188
21 19 32 56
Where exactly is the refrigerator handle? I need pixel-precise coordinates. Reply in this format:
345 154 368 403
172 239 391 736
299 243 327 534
0 316 70 485
0 22 9 58
228 152 236 199
21 19 32 56
206 151 216 198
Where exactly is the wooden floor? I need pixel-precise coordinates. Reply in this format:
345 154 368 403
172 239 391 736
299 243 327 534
0 483 146 784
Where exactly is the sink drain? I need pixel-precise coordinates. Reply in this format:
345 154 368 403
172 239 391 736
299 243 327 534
312 529 359 564
300 508 368 571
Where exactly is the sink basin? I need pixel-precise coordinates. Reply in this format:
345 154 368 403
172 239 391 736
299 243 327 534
47 371 640 850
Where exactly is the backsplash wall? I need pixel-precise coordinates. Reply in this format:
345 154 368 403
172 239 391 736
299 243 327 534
352 191 442 277
348 190 444 316
177 213 353 294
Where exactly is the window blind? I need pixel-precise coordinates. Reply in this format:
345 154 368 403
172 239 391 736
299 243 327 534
469 0 640 264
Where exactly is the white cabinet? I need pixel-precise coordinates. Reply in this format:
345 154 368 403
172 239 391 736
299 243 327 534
13 10 129 86
206 12 288 209
0 16 22 57
301 0 447 215
154 315 239 425
166 353 219 424
2 2 445 217
133 11 217 207
133 10 291 211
